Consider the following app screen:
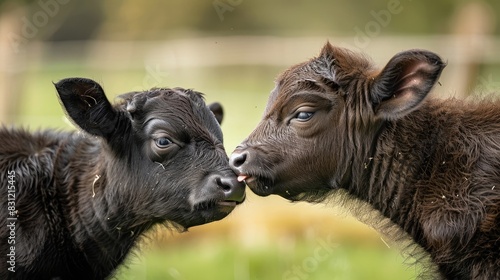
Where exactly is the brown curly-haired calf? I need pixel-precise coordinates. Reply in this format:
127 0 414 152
230 43 500 279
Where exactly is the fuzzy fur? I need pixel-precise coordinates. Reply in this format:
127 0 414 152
0 78 245 279
230 43 500 279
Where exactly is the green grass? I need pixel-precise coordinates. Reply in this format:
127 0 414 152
115 238 421 280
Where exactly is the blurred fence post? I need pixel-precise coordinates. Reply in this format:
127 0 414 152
448 1 495 97
0 4 24 123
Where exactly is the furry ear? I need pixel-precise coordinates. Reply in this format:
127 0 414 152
313 42 370 90
318 42 336 61
311 42 338 84
208 102 223 124
55 78 121 138
371 50 446 119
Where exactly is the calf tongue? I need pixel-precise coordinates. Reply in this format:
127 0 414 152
237 175 247 182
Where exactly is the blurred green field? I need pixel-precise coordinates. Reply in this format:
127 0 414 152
114 237 421 280
11 57 428 280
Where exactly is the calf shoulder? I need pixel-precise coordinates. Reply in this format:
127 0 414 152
0 128 103 278
370 98 500 275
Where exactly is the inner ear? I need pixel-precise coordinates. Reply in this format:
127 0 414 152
209 102 223 124
54 77 123 138
371 50 446 119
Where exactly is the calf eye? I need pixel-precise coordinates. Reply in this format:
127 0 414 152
155 137 172 148
295 111 314 121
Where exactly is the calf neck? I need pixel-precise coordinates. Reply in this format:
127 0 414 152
230 43 500 279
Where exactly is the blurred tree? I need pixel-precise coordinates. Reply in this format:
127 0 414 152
0 0 32 122
98 0 211 40
1 0 499 121
95 0 499 40
0 0 105 122
43 0 104 42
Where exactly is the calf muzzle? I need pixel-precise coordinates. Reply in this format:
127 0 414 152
229 149 250 173
216 174 246 203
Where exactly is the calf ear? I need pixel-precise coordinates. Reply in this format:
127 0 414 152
371 50 446 119
55 78 119 138
209 102 223 124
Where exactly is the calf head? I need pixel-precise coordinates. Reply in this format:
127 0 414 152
55 78 245 228
230 43 445 202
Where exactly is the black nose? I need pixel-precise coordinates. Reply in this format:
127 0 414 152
229 150 248 169
216 175 246 202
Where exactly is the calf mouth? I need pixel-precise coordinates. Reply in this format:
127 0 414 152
237 174 308 201
237 174 275 197
177 197 245 229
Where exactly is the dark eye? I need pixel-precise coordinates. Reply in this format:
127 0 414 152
295 111 314 121
155 137 172 148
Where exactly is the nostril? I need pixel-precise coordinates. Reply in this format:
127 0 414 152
217 176 246 202
234 153 247 167
230 152 247 168
216 176 231 192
